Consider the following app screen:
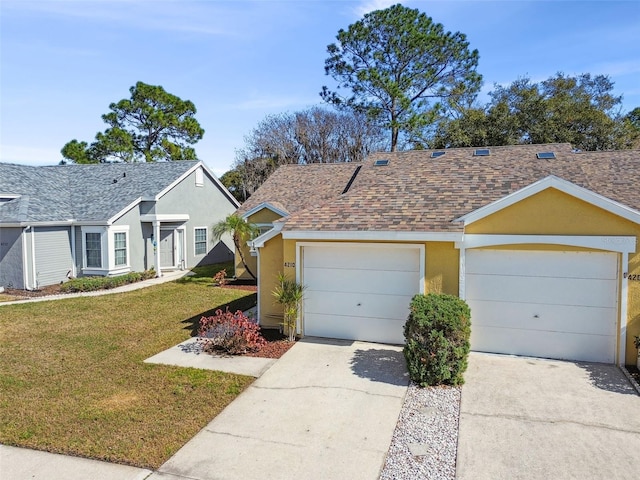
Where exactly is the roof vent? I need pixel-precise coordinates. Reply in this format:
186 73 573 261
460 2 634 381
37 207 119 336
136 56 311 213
431 151 446 158
374 159 390 166
473 148 490 156
536 152 556 159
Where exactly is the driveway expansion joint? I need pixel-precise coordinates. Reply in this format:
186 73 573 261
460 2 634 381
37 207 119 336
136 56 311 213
253 384 406 399
463 411 640 435
203 429 306 448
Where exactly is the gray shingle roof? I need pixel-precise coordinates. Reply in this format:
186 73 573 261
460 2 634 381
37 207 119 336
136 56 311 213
0 161 198 223
238 144 640 232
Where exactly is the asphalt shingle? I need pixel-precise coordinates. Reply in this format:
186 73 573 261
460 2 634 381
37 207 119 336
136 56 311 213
0 161 198 223
239 144 640 232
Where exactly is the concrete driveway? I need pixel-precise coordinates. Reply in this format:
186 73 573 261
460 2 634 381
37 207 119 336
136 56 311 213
151 337 408 480
456 353 640 480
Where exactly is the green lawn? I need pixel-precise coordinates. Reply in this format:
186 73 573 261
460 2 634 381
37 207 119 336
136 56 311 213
0 273 257 469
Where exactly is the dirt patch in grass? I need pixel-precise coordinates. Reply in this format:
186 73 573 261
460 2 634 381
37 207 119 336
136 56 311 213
0 280 256 469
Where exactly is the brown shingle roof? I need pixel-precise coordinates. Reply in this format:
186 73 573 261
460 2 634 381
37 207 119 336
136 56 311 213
239 144 640 232
237 163 359 218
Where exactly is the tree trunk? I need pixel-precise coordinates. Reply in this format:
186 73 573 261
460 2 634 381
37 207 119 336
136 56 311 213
235 240 257 280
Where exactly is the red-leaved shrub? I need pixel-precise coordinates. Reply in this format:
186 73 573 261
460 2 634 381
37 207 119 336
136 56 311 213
197 308 266 355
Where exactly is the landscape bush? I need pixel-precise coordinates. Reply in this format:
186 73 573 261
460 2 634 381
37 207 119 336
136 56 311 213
198 308 266 355
403 293 471 386
60 269 156 292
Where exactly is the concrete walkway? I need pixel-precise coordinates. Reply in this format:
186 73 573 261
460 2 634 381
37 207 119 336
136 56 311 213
0 270 190 306
144 337 276 377
456 353 640 480
0 444 152 480
151 338 409 480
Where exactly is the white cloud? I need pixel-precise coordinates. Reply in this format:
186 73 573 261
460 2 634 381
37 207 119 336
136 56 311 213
353 0 398 17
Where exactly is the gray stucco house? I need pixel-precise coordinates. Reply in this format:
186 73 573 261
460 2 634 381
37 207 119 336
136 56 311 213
0 161 238 290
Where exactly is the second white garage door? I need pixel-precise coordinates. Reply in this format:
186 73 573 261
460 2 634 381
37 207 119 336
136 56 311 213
466 250 618 363
302 244 422 344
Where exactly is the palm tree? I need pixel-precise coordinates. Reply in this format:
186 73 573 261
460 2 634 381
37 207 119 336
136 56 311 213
212 213 259 280
272 273 306 342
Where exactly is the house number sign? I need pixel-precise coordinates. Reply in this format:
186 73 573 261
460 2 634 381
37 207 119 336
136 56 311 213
284 262 295 268
624 273 640 281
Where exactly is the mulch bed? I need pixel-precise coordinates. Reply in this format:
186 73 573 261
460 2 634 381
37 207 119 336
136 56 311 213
241 328 296 359
218 279 257 292
4 284 65 298
627 364 640 384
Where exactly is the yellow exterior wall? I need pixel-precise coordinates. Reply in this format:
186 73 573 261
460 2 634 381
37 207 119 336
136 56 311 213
235 208 283 280
425 242 459 295
257 235 284 328
467 187 640 365
248 208 283 224
256 187 640 364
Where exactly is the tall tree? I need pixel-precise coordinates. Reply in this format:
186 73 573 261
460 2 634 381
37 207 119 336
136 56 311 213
61 81 204 163
321 3 481 151
431 73 639 151
221 106 385 202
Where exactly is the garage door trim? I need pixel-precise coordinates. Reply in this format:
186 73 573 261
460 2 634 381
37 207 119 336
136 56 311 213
296 242 425 339
458 234 635 365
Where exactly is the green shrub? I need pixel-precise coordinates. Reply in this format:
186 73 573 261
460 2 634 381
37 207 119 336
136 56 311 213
60 270 156 293
403 293 471 386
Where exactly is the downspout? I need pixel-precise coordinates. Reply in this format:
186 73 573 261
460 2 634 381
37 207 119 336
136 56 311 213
255 244 261 325
21 226 30 290
70 225 77 278
153 221 162 277
620 252 629 366
31 226 37 289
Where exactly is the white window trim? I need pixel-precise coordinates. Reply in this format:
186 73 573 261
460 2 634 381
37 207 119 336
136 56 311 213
80 225 131 276
81 226 106 274
195 168 204 187
194 226 208 256
109 226 130 273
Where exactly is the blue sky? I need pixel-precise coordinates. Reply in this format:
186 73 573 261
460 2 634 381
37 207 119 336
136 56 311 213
1 0 639 175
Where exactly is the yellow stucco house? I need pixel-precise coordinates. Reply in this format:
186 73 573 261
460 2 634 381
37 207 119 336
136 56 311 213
235 143 640 366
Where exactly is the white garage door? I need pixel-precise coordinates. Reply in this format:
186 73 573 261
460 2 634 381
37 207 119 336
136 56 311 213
466 250 618 363
302 244 421 344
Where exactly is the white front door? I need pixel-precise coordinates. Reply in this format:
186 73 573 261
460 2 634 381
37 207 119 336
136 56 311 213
465 250 618 363
302 244 422 344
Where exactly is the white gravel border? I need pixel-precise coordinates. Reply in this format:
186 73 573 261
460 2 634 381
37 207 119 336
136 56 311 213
380 383 461 480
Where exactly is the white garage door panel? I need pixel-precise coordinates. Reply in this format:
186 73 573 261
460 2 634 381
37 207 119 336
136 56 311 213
305 313 405 344
305 290 413 320
466 250 618 364
302 244 421 344
470 300 616 336
304 246 419 272
304 267 419 296
471 326 616 364
466 274 617 308
466 250 618 279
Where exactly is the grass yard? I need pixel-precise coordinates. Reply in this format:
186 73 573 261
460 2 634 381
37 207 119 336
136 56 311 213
0 272 257 469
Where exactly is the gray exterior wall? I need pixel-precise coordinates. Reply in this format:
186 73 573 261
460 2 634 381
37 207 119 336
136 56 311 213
113 206 146 272
33 226 74 287
0 227 24 289
155 167 236 268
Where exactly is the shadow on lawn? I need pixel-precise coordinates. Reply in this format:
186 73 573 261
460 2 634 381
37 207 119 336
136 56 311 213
182 293 258 336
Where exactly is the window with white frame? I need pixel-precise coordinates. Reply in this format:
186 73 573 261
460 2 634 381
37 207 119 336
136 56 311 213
114 232 127 266
194 227 207 255
195 167 204 187
85 232 102 268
